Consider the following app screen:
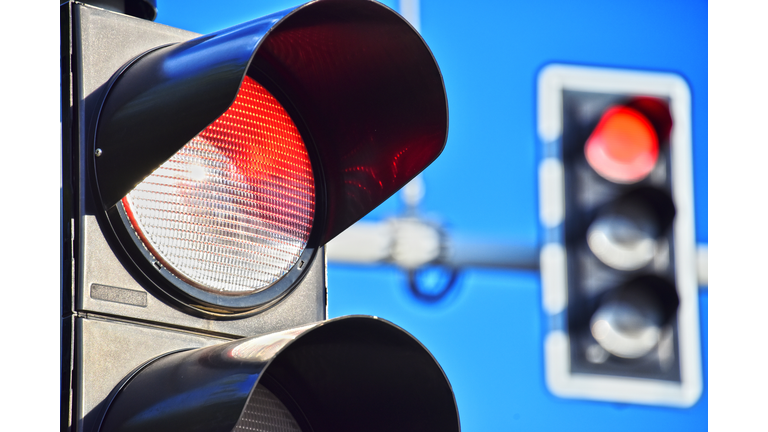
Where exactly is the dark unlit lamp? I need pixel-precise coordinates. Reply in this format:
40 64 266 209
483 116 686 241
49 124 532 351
590 280 679 359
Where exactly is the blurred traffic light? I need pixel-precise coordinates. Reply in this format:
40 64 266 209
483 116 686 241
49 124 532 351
61 1 459 431
538 64 702 406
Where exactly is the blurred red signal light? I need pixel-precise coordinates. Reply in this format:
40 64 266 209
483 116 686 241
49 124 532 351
584 106 659 184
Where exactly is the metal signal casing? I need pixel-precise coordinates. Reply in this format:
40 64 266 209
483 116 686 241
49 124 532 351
63 6 328 431
62 1 451 431
67 2 327 333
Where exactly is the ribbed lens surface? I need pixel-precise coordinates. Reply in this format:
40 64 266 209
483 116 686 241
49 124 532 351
233 385 302 432
122 76 315 296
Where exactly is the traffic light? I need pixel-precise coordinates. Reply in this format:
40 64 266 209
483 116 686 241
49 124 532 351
60 1 458 431
537 64 702 406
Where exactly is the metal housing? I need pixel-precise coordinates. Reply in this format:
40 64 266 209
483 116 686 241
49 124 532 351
99 317 460 432
61 4 325 430
64 0 327 340
61 2 453 431
86 0 448 316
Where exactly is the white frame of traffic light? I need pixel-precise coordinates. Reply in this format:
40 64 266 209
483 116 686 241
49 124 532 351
537 64 702 407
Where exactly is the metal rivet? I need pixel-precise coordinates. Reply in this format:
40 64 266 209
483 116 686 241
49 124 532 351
95 148 103 157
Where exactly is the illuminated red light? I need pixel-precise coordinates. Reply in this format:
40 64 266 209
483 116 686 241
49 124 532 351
122 76 315 296
584 106 659 184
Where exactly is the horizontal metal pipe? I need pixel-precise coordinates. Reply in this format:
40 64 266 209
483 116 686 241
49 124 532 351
326 220 709 287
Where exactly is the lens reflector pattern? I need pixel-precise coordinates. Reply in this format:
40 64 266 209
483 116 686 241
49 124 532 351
122 76 315 296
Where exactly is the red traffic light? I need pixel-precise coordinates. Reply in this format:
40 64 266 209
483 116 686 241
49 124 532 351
94 0 448 246
90 0 448 314
584 106 659 184
63 2 458 431
121 76 316 297
538 64 700 407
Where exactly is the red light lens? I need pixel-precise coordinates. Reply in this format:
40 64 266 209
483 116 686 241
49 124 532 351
584 106 659 184
122 76 315 296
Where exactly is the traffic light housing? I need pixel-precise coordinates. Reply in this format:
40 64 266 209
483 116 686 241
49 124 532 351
61 1 457 431
537 64 702 406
